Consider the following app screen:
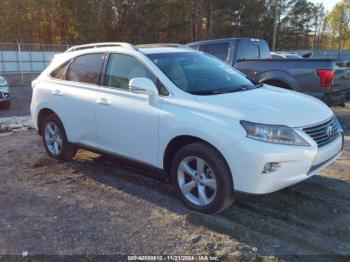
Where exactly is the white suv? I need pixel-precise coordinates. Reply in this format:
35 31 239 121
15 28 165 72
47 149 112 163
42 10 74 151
31 43 344 213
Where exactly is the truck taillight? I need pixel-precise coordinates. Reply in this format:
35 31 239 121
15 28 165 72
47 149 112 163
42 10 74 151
317 69 335 89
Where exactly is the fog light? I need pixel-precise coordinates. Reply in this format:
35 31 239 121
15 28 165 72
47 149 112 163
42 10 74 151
263 162 280 174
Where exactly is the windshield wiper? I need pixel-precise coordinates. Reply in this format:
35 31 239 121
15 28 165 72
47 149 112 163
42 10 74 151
190 87 250 95
246 76 263 87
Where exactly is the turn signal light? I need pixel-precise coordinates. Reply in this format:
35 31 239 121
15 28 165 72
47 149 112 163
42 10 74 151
317 69 335 89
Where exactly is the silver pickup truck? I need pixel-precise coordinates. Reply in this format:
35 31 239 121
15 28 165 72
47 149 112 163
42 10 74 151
188 38 350 106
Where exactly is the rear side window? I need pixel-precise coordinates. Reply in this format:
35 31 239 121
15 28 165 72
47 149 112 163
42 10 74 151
236 41 259 61
104 53 168 95
259 41 270 59
66 53 104 85
203 43 229 61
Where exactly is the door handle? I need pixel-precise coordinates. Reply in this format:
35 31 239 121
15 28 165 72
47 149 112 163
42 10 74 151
52 89 63 96
97 97 110 106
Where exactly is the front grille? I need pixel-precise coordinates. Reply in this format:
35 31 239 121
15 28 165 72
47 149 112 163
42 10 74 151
303 117 341 147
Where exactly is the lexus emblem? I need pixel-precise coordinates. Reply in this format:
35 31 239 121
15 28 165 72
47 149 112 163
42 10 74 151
327 125 334 137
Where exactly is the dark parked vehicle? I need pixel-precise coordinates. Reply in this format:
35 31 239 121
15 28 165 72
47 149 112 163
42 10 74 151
0 76 10 109
188 38 350 106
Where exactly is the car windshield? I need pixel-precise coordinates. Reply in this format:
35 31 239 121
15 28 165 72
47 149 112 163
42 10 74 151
146 52 258 95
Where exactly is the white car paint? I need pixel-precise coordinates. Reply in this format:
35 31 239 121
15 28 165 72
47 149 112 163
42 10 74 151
0 76 10 103
31 44 343 195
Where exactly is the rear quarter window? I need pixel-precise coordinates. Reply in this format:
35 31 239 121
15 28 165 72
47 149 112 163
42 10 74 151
50 61 70 80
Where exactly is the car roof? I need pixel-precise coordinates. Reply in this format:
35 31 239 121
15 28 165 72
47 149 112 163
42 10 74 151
139 47 193 54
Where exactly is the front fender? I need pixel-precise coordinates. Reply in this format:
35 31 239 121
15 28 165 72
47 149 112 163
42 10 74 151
157 104 246 170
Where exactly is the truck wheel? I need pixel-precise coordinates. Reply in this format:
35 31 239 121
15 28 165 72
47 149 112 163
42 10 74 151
41 114 77 161
171 142 234 214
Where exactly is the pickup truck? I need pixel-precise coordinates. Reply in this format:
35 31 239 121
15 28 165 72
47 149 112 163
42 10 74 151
187 38 350 106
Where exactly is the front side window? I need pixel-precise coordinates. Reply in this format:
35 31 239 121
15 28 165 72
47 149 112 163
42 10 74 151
66 53 104 85
104 53 168 95
204 43 230 61
147 52 258 95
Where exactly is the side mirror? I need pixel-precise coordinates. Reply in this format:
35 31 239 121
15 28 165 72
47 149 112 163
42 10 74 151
302 52 312 58
129 78 158 96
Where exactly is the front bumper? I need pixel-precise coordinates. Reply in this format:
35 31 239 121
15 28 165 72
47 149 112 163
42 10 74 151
223 132 343 195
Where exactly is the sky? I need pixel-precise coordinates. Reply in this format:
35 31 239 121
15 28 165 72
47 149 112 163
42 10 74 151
309 0 342 12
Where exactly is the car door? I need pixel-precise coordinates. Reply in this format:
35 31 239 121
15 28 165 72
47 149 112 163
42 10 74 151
95 53 164 166
49 53 105 148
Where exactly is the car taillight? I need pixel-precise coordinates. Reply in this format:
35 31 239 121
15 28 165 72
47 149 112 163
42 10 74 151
317 69 335 89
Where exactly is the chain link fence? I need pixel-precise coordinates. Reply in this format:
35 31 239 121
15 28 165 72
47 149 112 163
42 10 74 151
0 42 70 86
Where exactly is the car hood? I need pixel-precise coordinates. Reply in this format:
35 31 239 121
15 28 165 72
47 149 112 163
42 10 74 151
193 85 333 127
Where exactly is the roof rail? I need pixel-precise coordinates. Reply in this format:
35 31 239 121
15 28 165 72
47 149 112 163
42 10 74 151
65 42 139 53
137 43 192 50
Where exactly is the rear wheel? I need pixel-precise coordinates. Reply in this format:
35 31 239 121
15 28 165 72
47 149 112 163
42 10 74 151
171 142 234 214
42 114 77 160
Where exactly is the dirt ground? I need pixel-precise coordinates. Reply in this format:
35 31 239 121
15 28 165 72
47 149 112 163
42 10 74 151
0 95 349 260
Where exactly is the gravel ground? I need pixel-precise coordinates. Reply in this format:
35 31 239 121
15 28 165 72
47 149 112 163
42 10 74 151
0 88 349 260
0 131 349 260
0 86 32 118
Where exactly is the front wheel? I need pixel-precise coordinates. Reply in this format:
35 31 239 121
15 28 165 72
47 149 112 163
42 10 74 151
42 114 77 161
171 142 234 214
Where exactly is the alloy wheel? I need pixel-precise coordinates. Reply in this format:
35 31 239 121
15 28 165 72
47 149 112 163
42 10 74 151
177 156 217 206
44 122 63 156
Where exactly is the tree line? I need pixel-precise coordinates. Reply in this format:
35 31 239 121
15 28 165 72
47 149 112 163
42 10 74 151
0 0 349 50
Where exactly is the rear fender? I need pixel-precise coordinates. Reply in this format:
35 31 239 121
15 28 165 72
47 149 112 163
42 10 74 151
257 70 300 91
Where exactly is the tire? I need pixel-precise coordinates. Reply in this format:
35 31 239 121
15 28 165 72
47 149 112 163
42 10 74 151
171 142 234 214
41 114 77 161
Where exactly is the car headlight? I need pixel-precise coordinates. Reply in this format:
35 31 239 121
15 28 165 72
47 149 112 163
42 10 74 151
240 120 310 146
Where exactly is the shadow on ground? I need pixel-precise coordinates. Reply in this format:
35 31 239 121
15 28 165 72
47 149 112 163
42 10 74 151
65 146 350 257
